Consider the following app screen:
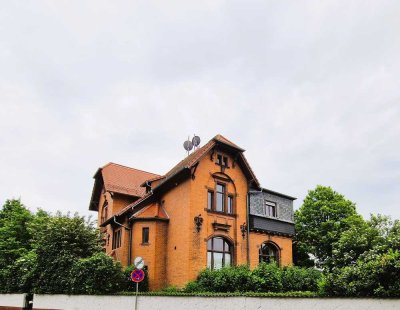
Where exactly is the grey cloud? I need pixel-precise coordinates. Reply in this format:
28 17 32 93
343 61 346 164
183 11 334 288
0 1 399 219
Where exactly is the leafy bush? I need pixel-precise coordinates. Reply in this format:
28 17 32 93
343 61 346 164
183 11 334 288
0 252 38 293
183 281 204 293
322 249 400 297
251 263 283 292
0 201 141 295
193 265 255 293
185 263 323 294
122 265 149 292
69 252 125 294
161 286 181 293
34 213 102 294
281 266 323 292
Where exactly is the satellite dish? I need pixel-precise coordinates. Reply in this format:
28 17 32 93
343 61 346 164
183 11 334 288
192 135 201 147
183 140 193 152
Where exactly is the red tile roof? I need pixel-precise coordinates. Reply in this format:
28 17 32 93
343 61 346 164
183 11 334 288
163 134 244 179
163 138 215 179
213 134 245 151
111 134 260 218
100 163 160 197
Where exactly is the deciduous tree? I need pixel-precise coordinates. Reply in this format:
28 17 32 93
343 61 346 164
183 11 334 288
294 185 358 269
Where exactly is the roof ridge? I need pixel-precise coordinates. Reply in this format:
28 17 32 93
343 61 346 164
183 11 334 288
163 139 215 177
105 162 160 177
214 134 233 143
213 134 244 151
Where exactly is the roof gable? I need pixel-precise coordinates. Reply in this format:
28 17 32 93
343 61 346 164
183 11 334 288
101 163 160 197
89 163 160 211
213 134 245 151
112 134 260 217
92 134 260 215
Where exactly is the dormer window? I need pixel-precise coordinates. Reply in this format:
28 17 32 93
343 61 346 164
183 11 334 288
216 154 228 167
265 201 277 217
217 154 222 165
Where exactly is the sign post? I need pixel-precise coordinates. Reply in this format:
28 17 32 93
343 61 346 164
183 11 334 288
134 256 145 270
131 257 145 310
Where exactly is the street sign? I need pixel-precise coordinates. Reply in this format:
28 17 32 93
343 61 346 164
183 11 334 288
131 269 145 283
134 256 145 270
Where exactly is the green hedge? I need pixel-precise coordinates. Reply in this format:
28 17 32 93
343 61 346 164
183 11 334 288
118 291 320 298
183 263 323 294
69 252 125 294
282 266 323 292
321 250 400 297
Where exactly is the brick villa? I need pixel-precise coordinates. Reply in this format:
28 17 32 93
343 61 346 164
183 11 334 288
89 135 295 290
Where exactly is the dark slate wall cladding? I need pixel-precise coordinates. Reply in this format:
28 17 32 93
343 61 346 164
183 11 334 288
249 192 294 222
250 216 295 236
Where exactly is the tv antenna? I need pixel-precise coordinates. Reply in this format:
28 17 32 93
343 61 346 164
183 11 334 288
183 134 201 156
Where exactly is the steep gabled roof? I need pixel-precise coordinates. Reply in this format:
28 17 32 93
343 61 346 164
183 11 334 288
213 134 245 151
163 138 215 180
110 134 260 219
101 163 160 197
163 134 246 179
89 162 160 211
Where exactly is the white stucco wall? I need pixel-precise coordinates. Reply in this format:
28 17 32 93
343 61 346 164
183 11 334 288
32 295 400 310
0 294 25 307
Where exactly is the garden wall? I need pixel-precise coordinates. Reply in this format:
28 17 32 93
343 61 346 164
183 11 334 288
0 294 26 310
32 295 400 310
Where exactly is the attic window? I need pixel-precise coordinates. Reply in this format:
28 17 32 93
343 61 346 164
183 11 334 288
217 154 222 165
216 154 228 167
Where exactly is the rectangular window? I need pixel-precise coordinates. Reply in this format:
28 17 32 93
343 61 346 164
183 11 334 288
112 229 122 249
227 195 233 214
101 203 108 223
216 184 225 212
207 190 214 210
217 154 222 165
265 201 277 217
142 227 149 244
216 154 229 167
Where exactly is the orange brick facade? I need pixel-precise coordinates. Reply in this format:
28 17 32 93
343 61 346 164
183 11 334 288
89 135 295 290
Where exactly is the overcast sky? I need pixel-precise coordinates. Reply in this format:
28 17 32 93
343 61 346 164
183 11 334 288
1 1 399 220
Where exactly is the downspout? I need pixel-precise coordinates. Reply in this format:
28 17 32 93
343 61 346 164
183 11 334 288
128 219 133 266
113 216 132 265
246 192 250 266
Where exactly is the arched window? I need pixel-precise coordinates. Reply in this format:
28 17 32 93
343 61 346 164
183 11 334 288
207 237 233 270
259 242 279 265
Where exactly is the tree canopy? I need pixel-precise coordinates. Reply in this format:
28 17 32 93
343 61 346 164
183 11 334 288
0 199 128 294
293 185 400 297
0 199 33 269
294 185 358 268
